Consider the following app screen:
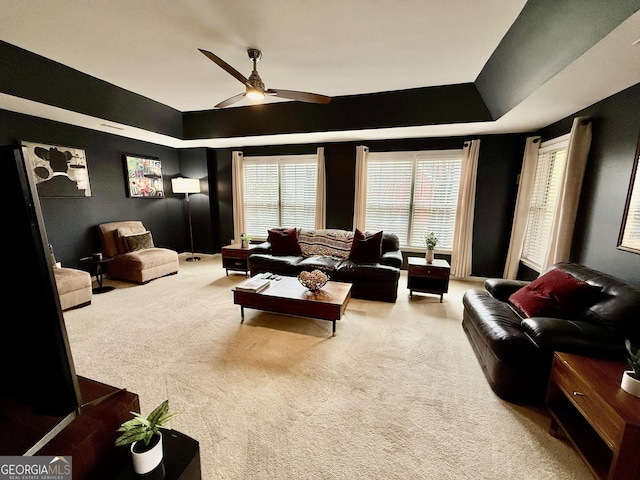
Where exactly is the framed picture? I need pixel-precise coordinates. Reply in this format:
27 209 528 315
618 133 640 254
21 141 91 197
124 154 164 198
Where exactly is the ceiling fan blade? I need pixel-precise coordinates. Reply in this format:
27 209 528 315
198 48 251 88
215 92 246 108
268 89 331 104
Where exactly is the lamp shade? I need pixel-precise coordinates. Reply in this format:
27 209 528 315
171 177 200 194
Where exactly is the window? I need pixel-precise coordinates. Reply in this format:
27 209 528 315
521 134 569 270
243 155 317 238
365 150 462 250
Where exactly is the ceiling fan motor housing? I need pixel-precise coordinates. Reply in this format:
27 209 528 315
246 49 265 92
247 48 262 62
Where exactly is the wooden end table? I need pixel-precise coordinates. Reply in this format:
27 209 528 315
221 243 256 276
407 257 450 302
233 276 352 336
546 352 640 480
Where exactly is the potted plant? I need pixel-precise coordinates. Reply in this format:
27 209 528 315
240 232 251 248
621 339 640 398
115 399 179 474
425 232 438 264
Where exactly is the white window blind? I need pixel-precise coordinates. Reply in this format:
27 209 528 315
521 135 569 270
365 150 462 250
243 155 317 238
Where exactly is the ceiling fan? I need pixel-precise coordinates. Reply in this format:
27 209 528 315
198 48 332 108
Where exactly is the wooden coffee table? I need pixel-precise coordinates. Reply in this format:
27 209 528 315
232 276 352 336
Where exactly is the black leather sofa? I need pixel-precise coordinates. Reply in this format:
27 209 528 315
462 262 640 404
248 230 402 303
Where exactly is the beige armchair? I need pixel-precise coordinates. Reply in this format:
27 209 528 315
97 221 179 284
54 266 92 311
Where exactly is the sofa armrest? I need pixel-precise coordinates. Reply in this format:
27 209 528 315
381 250 402 268
484 278 530 301
522 317 624 359
250 241 271 254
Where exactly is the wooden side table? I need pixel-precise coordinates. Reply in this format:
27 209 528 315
407 257 450 302
221 243 256 276
546 352 640 480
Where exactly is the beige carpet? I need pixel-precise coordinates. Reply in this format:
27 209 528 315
63 254 591 479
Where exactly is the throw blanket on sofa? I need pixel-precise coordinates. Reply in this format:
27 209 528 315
298 228 354 259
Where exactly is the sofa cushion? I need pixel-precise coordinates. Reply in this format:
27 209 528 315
508 268 600 319
349 229 383 263
298 255 342 273
123 231 154 252
298 228 353 259
268 228 302 255
54 267 92 293
116 225 146 254
248 253 303 276
336 261 400 282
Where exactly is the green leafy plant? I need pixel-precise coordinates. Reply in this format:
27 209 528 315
240 233 251 243
625 339 640 380
425 232 438 250
115 400 179 449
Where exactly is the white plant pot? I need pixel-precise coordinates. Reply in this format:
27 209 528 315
620 370 640 398
425 249 434 264
131 432 163 474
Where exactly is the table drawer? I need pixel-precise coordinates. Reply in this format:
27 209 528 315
222 249 250 259
408 265 449 279
552 358 623 449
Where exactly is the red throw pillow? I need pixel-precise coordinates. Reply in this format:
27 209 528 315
508 268 600 319
349 229 383 263
268 228 302 255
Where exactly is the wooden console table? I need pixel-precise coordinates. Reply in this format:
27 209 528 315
546 352 640 479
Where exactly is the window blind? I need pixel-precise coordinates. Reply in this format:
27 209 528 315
365 150 462 250
243 155 317 238
521 136 569 270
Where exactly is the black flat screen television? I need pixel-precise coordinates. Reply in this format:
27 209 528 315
0 146 80 454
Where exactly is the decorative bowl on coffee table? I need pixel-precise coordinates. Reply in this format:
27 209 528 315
298 270 329 293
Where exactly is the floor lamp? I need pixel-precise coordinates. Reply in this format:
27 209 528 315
172 177 201 262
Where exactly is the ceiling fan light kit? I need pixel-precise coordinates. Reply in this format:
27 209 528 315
199 47 331 108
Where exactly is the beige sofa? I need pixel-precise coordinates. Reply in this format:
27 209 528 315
98 221 179 284
54 266 92 311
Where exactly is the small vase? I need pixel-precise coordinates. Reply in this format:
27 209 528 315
131 431 163 474
621 371 640 398
425 249 434 264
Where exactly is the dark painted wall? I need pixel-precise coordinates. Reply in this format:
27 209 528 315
0 40 182 137
538 83 640 286
177 148 213 254
1 109 187 269
5 84 640 284
208 134 527 278
476 0 639 119
183 84 492 139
